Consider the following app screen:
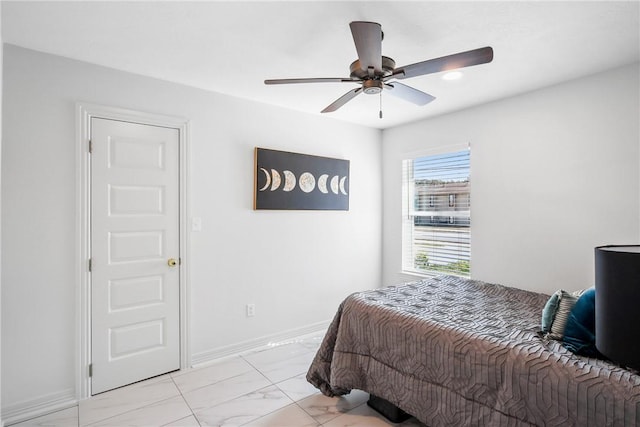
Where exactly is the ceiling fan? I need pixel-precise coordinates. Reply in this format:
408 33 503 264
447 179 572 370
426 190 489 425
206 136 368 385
265 21 493 118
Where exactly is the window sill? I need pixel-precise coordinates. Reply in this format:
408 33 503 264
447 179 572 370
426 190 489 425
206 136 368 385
400 269 470 280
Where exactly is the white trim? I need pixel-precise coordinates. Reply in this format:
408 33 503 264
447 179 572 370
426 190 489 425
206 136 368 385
398 269 468 280
191 320 330 366
1 389 76 427
178 110 192 376
75 103 191 400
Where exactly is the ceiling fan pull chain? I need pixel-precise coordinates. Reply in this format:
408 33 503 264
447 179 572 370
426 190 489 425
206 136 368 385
379 92 383 119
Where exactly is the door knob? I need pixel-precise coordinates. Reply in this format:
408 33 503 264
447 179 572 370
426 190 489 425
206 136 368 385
168 258 178 267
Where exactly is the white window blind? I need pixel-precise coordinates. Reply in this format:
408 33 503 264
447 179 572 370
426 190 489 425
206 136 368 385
402 149 471 277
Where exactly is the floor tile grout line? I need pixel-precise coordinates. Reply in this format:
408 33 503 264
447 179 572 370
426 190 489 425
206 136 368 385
81 392 184 427
237 353 319 427
239 354 281 385
235 401 317 427
291 400 323 426
190 382 297 427
247 360 296 426
234 395 298 427
241 353 319 387
170 366 256 396
79 375 178 426
179 370 289 423
240 345 317 367
170 355 286 415
260 344 331 426
168 375 202 427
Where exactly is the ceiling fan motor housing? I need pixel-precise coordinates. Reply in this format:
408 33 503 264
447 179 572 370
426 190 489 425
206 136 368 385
349 56 396 80
349 56 396 95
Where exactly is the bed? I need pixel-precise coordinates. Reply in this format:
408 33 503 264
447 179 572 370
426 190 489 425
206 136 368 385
307 275 640 426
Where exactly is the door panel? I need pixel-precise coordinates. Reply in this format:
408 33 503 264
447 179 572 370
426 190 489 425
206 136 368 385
109 185 165 215
108 230 164 262
108 275 164 311
109 320 165 358
91 118 180 395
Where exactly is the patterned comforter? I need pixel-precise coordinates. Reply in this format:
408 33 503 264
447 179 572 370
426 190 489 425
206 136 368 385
307 276 640 426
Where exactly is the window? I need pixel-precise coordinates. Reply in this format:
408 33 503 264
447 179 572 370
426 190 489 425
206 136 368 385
402 149 471 277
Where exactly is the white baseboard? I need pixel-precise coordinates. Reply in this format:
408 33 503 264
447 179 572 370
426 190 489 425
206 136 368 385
191 320 330 367
1 388 76 427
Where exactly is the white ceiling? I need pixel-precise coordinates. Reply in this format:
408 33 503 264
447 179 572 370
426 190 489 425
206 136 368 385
2 1 639 129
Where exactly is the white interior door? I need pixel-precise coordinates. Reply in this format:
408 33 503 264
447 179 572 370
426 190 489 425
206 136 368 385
91 117 180 394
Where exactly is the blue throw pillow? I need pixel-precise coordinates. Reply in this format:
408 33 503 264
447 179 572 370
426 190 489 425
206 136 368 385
562 288 602 358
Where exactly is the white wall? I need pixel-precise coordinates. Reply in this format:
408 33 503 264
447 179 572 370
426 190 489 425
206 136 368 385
0 45 382 418
0 3 4 422
382 64 640 295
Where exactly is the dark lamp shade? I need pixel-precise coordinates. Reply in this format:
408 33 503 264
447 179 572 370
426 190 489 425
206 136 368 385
595 245 640 371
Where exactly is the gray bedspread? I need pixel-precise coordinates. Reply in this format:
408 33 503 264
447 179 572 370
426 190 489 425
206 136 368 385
307 275 640 426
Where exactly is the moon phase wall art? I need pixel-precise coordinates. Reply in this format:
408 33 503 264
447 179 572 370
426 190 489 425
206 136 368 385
254 147 350 210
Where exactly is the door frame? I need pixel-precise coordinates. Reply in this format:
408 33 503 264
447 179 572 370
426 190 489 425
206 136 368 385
75 103 191 399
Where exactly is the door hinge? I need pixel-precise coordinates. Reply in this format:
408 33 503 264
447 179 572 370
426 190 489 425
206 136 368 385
89 140 93 153
89 364 93 377
88 258 92 272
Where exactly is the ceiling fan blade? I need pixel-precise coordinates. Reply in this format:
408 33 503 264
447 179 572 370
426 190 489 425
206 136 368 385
384 82 435 106
394 46 494 79
265 77 359 85
321 87 363 113
350 21 382 73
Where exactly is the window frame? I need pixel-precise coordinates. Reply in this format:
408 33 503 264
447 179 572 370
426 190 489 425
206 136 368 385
401 145 471 278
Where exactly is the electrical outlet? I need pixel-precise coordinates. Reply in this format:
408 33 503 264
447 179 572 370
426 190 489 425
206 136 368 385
246 303 256 317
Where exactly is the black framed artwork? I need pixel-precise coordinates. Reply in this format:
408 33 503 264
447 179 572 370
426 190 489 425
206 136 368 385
254 147 350 210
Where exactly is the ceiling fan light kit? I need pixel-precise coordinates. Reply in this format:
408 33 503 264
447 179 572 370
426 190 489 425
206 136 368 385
363 80 383 95
265 21 493 117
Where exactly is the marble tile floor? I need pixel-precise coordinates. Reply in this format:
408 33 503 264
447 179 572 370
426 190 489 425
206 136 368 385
11 332 426 427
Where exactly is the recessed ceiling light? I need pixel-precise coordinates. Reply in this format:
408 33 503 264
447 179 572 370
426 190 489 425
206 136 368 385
442 71 463 81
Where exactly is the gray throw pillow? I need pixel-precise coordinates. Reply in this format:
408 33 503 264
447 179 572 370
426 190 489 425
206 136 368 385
542 289 585 340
